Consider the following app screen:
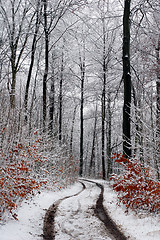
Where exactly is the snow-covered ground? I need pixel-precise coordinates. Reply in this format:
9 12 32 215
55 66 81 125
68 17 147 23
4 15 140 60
99 180 160 240
0 180 160 240
55 181 110 240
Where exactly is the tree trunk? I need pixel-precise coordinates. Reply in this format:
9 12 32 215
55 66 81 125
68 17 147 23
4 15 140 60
43 0 49 132
9 2 16 109
49 75 55 136
70 105 77 156
10 70 16 109
89 105 97 177
102 85 106 179
101 17 106 180
6 1 32 109
155 36 160 179
123 0 132 158
79 55 85 177
24 2 41 123
29 74 37 136
106 90 112 178
59 51 64 143
132 82 144 164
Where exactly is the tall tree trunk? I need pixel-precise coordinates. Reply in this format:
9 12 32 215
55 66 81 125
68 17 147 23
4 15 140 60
132 82 144 164
59 51 64 143
10 2 16 109
70 105 77 156
24 2 41 123
89 105 97 177
106 90 112 178
101 17 106 180
49 75 55 136
123 0 132 158
29 74 37 136
79 54 85 177
43 0 49 131
102 83 106 179
155 36 160 179
6 1 32 109
10 69 16 109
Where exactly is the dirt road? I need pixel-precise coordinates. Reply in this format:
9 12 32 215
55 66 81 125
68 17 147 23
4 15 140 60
43 179 128 240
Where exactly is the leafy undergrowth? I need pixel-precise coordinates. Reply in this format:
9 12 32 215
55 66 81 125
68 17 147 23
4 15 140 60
111 154 160 214
0 137 48 220
0 133 78 221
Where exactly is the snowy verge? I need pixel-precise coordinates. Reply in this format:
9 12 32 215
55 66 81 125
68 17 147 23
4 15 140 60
97 180 160 240
0 182 83 240
0 179 160 240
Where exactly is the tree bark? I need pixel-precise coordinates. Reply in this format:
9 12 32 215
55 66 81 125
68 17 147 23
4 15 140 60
24 2 41 123
89 105 97 177
43 0 49 132
70 105 77 156
155 36 160 179
102 84 106 179
10 1 16 109
5 1 32 109
123 0 132 158
59 51 64 143
79 54 85 177
106 90 112 178
49 74 55 136
101 17 106 180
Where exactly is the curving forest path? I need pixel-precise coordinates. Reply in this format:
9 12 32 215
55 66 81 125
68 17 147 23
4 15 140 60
43 179 129 240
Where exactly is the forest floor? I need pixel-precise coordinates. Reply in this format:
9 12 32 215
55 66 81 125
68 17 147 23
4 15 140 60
0 179 160 240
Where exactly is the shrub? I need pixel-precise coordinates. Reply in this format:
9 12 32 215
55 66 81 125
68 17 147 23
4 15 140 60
110 153 160 213
0 134 79 221
0 137 47 220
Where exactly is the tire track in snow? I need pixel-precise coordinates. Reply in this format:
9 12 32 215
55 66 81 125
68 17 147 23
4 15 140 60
43 179 128 240
55 180 109 240
43 182 86 240
81 179 128 240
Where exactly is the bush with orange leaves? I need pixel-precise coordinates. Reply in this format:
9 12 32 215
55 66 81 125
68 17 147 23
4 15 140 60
0 133 79 221
0 138 47 220
110 153 160 214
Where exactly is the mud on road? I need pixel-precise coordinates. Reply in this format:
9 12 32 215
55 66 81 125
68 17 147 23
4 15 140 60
43 182 86 240
43 179 129 240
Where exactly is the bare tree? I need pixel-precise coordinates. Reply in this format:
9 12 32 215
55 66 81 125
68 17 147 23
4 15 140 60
79 40 85 177
24 0 42 124
123 0 132 158
155 36 160 179
59 48 64 142
0 0 34 109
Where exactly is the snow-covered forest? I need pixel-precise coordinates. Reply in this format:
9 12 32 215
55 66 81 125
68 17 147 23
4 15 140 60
0 0 160 237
